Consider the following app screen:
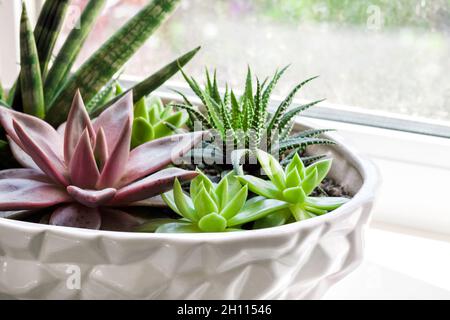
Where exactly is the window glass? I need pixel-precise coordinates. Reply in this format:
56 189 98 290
60 0 450 121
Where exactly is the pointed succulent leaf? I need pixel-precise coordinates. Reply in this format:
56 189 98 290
301 168 319 196
255 150 285 189
96 120 131 189
236 175 280 199
131 117 154 148
215 175 228 210
112 168 197 205
0 169 70 210
69 129 100 189
50 203 101 229
19 3 45 119
286 153 305 178
268 76 319 132
161 190 181 216
305 196 349 210
64 91 96 164
305 158 333 185
227 198 289 227
7 137 40 170
277 99 325 132
45 0 106 105
282 187 306 204
198 213 227 232
304 206 328 215
13 120 68 186
193 186 218 218
173 178 197 221
93 92 133 153
134 98 149 121
93 127 109 171
66 186 116 208
190 169 215 198
279 137 335 152
285 167 301 188
220 185 248 219
91 47 201 117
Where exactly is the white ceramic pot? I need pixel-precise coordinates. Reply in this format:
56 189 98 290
0 84 380 299
0 118 379 299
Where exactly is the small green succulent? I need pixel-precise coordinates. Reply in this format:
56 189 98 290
131 96 188 148
144 171 288 233
236 150 349 229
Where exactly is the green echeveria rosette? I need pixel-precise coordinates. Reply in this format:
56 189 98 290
149 171 288 233
131 96 188 148
236 150 350 229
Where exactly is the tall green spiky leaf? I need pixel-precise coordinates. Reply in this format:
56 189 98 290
47 0 181 126
90 46 200 117
44 0 106 106
19 4 45 119
34 0 71 77
12 0 70 111
277 99 325 134
267 76 319 133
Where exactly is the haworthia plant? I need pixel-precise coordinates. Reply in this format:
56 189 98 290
236 150 349 229
44 0 106 106
142 171 288 233
46 0 182 126
19 3 45 119
173 67 335 164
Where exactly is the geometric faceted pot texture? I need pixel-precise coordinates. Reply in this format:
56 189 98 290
0 120 379 299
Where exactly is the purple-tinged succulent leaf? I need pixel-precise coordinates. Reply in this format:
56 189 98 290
67 185 116 208
49 203 101 229
7 137 40 171
119 131 206 186
0 169 71 210
69 129 99 189
93 91 133 152
100 208 141 232
0 168 50 182
64 90 96 164
94 127 109 171
13 120 69 186
96 120 131 189
0 106 63 160
111 168 198 205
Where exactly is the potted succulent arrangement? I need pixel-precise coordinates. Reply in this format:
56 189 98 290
0 0 379 300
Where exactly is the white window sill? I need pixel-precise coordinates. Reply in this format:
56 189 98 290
324 225 450 300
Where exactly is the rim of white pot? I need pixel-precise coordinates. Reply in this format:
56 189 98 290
0 120 380 242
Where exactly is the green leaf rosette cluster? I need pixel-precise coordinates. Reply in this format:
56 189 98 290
155 171 288 233
237 150 349 229
132 96 188 148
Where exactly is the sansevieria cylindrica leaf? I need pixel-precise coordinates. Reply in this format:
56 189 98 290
47 0 182 127
90 46 200 117
19 3 45 119
44 0 107 106
12 0 70 111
